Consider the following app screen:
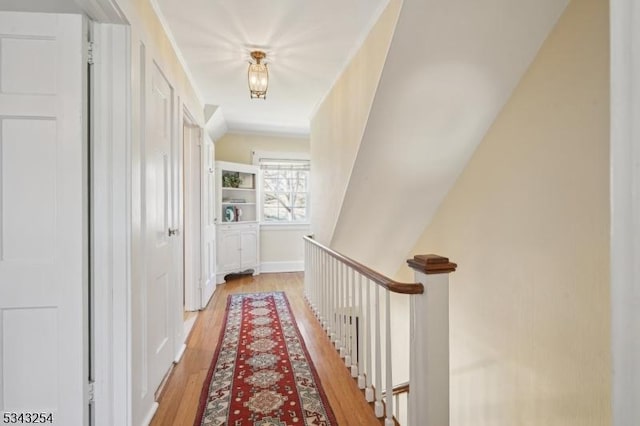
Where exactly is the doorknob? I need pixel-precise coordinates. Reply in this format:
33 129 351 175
168 228 179 237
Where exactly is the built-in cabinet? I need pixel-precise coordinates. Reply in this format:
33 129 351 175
215 161 260 283
217 223 259 273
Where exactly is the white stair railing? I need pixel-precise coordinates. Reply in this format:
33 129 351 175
303 235 456 426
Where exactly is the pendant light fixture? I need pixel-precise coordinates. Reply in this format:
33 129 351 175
248 50 268 99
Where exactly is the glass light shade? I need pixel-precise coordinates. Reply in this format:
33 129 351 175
248 62 268 99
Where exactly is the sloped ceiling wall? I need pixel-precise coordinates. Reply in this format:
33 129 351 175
310 0 401 244
330 0 568 275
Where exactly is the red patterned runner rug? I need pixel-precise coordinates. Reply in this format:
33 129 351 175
195 291 337 426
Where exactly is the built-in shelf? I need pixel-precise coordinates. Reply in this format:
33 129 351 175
215 160 261 283
216 161 258 223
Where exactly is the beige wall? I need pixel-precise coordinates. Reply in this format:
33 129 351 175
309 0 401 244
399 0 611 424
260 225 309 265
216 132 310 270
215 132 309 164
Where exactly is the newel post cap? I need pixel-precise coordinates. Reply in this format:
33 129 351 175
407 254 457 274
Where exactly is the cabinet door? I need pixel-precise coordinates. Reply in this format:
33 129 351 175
240 230 258 269
219 231 241 271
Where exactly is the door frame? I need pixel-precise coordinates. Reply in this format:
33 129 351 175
91 22 132 426
182 108 204 312
610 0 640 424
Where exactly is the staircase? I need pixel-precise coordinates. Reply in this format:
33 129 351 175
303 235 456 425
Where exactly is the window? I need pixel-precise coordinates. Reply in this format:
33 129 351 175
258 157 310 223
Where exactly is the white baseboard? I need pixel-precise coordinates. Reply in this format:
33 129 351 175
260 260 304 273
141 402 159 426
174 343 187 363
183 314 197 338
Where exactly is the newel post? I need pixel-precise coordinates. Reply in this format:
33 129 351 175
406 254 457 426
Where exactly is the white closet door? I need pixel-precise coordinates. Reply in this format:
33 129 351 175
0 12 88 425
201 137 216 306
145 61 176 394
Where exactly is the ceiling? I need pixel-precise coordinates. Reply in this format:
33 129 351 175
153 0 390 136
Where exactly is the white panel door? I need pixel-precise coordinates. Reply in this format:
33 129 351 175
183 123 201 311
0 12 87 425
201 139 216 305
145 62 175 394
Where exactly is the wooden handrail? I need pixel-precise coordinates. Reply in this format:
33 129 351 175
304 235 424 295
381 381 410 397
392 382 410 396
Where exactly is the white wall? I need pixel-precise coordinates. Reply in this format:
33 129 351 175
215 132 310 271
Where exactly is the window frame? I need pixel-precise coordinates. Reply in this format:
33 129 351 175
252 150 311 226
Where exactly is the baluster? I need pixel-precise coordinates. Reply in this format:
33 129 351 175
343 263 349 359
312 246 316 315
315 246 320 318
336 262 344 358
304 240 309 298
314 247 318 316
320 250 324 319
333 255 340 347
374 285 383 418
365 278 374 402
320 251 325 329
344 265 351 364
336 261 343 351
324 254 329 337
323 252 328 331
313 244 318 311
349 268 357 376
313 244 318 310
338 263 347 358
357 273 366 388
308 243 313 310
324 253 329 331
329 256 335 342
384 289 393 426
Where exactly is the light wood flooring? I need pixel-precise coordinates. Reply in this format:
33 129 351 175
151 272 383 426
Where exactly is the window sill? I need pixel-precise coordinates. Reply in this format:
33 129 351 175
260 223 311 231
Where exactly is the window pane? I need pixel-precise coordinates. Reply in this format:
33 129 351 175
293 208 306 221
282 176 293 192
293 172 307 191
264 207 279 221
277 207 290 221
293 193 307 208
260 165 309 223
263 177 277 192
264 194 279 207
273 193 290 209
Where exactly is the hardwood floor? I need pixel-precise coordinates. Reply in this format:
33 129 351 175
151 272 382 426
